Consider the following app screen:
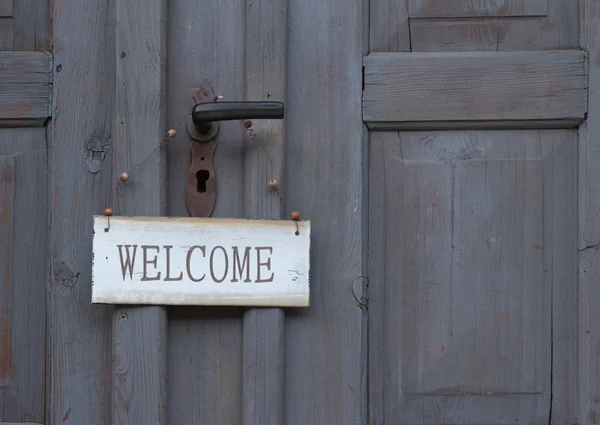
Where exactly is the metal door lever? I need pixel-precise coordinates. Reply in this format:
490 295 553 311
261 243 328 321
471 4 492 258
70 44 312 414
192 101 284 134
186 84 285 218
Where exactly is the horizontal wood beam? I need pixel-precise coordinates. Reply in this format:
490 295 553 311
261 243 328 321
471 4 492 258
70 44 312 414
363 50 588 130
0 52 52 126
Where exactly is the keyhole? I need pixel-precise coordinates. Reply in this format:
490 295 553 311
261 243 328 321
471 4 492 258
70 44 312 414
196 170 210 193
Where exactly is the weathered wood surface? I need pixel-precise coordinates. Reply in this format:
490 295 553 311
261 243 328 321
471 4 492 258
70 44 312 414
0 1 11 17
369 0 410 52
0 19 12 50
286 0 366 424
0 52 51 124
166 0 245 423
112 0 167 423
49 0 114 423
369 130 577 425
363 51 587 129
92 216 310 306
409 0 547 18
410 0 578 52
242 0 287 422
12 0 49 51
579 2 600 424
0 129 46 423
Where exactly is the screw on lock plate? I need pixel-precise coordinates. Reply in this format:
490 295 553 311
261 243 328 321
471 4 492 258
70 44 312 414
186 84 284 218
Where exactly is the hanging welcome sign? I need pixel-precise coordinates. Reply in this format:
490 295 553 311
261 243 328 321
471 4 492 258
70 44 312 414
91 216 310 307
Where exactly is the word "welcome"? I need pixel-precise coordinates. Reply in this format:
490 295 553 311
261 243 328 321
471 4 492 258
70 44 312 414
117 244 275 284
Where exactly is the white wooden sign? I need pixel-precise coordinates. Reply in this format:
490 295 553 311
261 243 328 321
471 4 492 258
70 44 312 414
91 216 310 307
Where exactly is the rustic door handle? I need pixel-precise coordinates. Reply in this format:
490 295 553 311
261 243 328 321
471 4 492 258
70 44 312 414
186 85 285 218
191 101 284 134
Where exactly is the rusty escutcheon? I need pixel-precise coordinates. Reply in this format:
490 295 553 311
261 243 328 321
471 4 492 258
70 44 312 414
186 84 285 218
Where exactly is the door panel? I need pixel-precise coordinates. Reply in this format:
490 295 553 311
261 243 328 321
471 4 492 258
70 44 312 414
368 130 577 425
0 129 47 423
408 0 548 18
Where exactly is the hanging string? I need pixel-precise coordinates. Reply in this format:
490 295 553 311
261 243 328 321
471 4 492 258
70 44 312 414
105 112 303 235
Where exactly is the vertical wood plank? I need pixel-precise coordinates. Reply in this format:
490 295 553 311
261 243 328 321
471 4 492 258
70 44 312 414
579 2 600 424
13 0 49 50
166 0 245 423
369 0 411 52
2 129 47 422
112 0 167 424
0 156 14 390
0 18 14 51
0 0 11 17
286 0 365 424
541 132 578 425
50 0 114 422
242 0 287 424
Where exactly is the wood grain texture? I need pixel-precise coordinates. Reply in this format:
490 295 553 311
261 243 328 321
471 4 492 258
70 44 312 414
286 0 365 425
542 131 578 424
166 0 245 423
409 0 548 18
0 19 13 50
12 0 49 50
410 0 578 52
242 0 287 422
49 0 114 423
112 0 167 423
0 129 46 423
369 0 410 52
0 156 14 389
368 130 576 425
0 52 51 124
0 1 11 17
579 2 600 424
363 51 587 128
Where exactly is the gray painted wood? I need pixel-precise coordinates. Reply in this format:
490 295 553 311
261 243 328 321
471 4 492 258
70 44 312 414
363 51 587 128
166 0 245 423
579 2 600 424
369 0 410 52
0 1 11 17
0 19 13 50
12 0 49 50
409 0 547 18
49 0 114 423
0 52 51 124
242 0 286 424
410 0 578 52
0 155 14 391
369 130 578 425
0 129 46 423
112 0 167 424
541 132 578 424
286 0 365 424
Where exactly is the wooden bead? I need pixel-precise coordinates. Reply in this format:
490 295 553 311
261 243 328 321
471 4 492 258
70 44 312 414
167 129 176 138
291 210 300 220
104 208 113 216
120 172 129 182
269 178 279 189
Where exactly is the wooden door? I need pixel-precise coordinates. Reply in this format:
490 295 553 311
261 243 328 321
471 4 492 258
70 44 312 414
0 1 50 424
366 1 597 424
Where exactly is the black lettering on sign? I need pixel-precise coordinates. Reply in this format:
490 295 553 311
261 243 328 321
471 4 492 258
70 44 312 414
141 245 161 281
255 246 274 283
117 244 138 280
164 245 184 281
210 246 228 283
231 246 251 282
186 245 206 282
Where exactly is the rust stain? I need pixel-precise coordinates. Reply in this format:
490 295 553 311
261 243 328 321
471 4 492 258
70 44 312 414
0 162 13 385
63 407 71 422
589 410 598 424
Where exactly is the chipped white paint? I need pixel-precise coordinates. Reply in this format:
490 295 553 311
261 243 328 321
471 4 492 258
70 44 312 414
92 216 310 307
